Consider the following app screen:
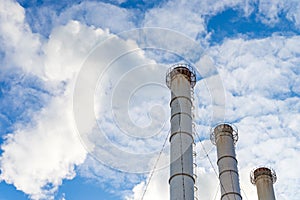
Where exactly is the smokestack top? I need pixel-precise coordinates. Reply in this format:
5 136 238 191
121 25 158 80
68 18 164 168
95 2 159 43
214 123 233 133
250 167 277 185
210 123 239 145
166 63 196 89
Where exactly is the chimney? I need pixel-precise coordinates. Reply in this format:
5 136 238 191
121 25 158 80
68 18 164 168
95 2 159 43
251 167 277 200
211 123 242 200
166 64 196 200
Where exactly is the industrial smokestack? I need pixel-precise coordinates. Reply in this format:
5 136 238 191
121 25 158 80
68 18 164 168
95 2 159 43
250 167 277 200
211 123 242 200
166 64 196 200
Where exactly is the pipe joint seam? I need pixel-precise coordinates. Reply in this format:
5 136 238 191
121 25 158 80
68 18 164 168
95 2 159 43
169 131 194 142
170 112 192 120
221 192 242 200
169 173 195 184
219 169 239 178
217 155 238 165
170 96 192 106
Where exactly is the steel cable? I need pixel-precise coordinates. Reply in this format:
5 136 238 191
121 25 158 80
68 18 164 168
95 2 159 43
141 131 169 200
194 130 231 200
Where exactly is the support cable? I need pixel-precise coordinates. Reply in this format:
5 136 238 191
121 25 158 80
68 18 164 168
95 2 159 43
213 183 220 200
194 129 231 200
241 188 249 200
141 131 170 200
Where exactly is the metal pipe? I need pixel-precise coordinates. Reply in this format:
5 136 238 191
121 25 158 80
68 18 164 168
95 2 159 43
211 123 242 200
166 64 196 200
250 167 277 200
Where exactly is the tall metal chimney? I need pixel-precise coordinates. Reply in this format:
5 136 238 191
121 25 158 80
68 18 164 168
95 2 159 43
250 167 277 200
210 123 242 200
166 64 196 200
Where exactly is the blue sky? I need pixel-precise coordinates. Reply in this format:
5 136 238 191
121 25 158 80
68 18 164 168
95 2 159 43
0 0 300 200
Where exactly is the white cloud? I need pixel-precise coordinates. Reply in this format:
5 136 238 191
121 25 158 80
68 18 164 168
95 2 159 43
255 0 300 28
0 4 120 199
143 1 206 39
142 0 300 46
43 20 110 82
256 0 285 25
125 153 169 200
0 9 176 199
58 1 136 34
0 0 43 75
0 93 86 200
142 0 258 41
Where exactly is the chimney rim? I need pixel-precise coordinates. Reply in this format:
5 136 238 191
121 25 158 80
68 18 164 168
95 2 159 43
166 63 197 89
210 122 238 145
250 166 277 185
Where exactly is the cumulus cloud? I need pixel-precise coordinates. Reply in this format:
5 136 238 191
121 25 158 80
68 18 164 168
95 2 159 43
143 1 206 39
58 1 137 33
0 0 43 75
0 93 86 200
0 2 119 198
0 5 175 198
43 20 110 82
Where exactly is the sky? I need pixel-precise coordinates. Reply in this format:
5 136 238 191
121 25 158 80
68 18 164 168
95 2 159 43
0 0 300 200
